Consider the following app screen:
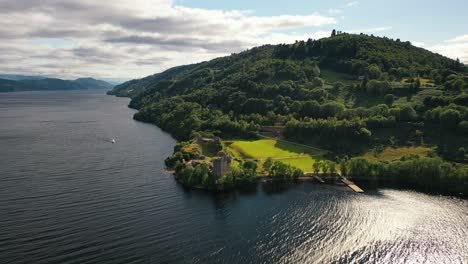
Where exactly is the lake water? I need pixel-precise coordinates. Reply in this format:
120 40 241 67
0 91 467 264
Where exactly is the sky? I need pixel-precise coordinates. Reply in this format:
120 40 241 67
1 0 467 81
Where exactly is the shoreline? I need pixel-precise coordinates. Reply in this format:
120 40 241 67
167 169 467 198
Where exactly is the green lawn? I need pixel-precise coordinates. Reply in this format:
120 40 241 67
279 156 324 172
224 139 327 172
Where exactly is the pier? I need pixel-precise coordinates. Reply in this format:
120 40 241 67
340 176 364 193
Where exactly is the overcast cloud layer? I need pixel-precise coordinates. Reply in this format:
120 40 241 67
0 0 466 80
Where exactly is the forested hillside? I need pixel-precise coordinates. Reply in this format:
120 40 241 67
110 31 468 194
112 33 466 155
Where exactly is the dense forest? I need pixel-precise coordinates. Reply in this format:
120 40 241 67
109 32 468 195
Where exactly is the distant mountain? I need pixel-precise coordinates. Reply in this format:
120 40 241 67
0 76 114 92
74 78 114 90
0 74 47 81
101 78 128 86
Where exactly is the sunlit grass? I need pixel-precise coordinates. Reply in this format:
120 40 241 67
224 139 327 172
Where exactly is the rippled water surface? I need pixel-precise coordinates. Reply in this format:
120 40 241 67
0 91 467 264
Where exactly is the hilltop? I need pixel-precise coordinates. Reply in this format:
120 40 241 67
109 32 468 195
0 75 114 92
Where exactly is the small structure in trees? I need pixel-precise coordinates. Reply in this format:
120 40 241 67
212 152 232 179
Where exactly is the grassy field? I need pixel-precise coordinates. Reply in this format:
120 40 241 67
224 139 327 172
363 146 433 162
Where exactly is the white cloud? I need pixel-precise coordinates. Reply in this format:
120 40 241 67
446 34 468 43
0 0 337 79
348 26 392 34
258 31 331 45
426 34 468 63
345 1 358 7
411 41 426 47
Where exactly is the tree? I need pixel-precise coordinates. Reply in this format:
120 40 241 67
339 159 347 176
399 106 417 121
347 158 370 178
440 109 461 128
329 162 337 175
243 160 258 176
293 168 304 179
263 157 274 171
457 147 466 161
331 29 336 37
301 100 320 118
196 164 212 186
384 94 394 106
332 82 344 95
367 64 382 79
320 102 345 117
165 151 184 168
322 161 330 175
269 161 296 181
313 161 322 175
458 121 468 134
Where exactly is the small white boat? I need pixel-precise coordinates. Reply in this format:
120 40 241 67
111 139 116 144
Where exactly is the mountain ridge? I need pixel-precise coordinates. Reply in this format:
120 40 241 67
0 75 114 92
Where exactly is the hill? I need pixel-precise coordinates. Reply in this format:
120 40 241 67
109 32 468 194
0 74 47 81
0 76 114 92
110 33 467 150
107 64 201 97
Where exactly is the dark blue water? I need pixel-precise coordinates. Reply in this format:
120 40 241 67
0 91 467 264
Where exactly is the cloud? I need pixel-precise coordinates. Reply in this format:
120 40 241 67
345 1 358 7
0 0 337 79
426 34 468 63
446 34 468 43
348 26 392 34
411 41 426 47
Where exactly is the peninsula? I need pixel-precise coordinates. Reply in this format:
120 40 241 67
109 32 468 196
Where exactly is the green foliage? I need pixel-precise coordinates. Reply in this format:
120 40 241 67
339 159 348 175
365 80 391 95
440 109 461 128
454 94 468 106
165 151 184 169
346 157 468 195
274 33 464 77
176 163 214 187
284 118 371 152
384 94 394 106
320 102 345 117
218 166 257 188
313 160 322 175
263 157 274 171
367 64 382 79
396 106 417 121
269 161 303 181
